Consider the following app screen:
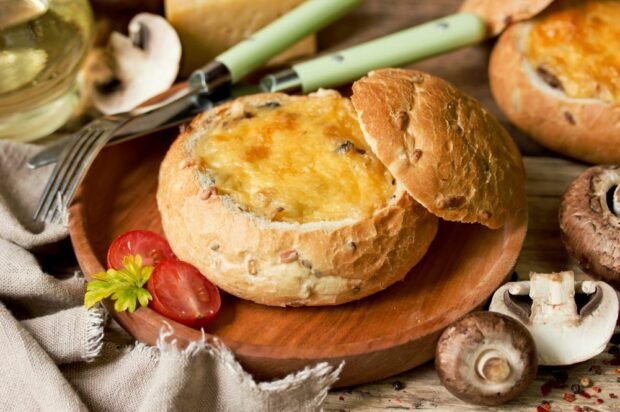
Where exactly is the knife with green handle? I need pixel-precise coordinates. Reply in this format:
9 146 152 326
261 13 486 93
28 12 485 169
189 0 361 93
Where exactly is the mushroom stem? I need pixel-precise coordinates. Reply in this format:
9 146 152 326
476 349 512 383
435 312 537 406
491 271 620 365
128 21 145 49
578 281 597 295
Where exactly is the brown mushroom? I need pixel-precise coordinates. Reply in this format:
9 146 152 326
93 13 181 115
435 311 538 406
559 165 620 289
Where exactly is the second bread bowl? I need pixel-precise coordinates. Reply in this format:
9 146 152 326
489 0 620 164
157 69 526 307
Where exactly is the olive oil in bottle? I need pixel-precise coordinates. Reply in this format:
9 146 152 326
0 0 93 141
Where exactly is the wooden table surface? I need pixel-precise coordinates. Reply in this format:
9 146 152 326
41 1 618 410
318 0 620 410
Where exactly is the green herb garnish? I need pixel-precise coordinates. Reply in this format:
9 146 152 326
85 255 153 313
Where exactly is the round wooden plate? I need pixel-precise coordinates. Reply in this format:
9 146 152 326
69 130 528 387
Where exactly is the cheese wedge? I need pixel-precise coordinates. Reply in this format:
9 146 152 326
165 0 316 75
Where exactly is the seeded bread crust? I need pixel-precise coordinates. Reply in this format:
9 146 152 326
157 92 439 306
459 0 553 36
490 23 620 164
351 69 526 229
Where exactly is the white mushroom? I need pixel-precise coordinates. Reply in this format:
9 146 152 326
93 13 181 115
490 271 619 365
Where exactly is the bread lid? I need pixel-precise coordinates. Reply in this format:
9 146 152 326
351 69 526 229
459 0 554 37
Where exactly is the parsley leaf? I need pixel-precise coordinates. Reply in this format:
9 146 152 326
84 255 153 313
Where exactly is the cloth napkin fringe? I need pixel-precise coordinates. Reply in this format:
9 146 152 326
132 323 344 406
83 306 107 362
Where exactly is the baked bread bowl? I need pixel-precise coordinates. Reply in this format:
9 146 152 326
489 0 620 164
157 69 526 306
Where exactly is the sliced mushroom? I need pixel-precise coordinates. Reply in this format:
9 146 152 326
490 271 619 365
93 13 181 115
559 165 620 289
435 311 537 406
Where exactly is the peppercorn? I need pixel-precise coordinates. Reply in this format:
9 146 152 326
609 345 619 356
552 369 569 383
571 383 582 394
392 380 404 391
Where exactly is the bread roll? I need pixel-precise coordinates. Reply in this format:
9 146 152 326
489 0 620 164
157 69 526 306
352 69 526 229
158 91 439 306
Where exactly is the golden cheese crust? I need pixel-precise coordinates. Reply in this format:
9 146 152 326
489 12 620 164
352 69 526 229
157 92 439 306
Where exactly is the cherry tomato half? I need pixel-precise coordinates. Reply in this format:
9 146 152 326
107 230 176 270
147 260 221 329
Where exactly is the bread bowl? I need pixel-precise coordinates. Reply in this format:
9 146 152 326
157 69 526 307
489 0 620 164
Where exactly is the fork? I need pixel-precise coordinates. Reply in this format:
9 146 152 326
32 86 204 224
32 114 132 224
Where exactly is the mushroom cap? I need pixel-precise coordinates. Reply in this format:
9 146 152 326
93 13 181 115
459 0 554 37
559 165 620 289
435 311 537 406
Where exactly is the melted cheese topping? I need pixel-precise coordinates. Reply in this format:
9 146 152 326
196 94 395 224
525 0 620 105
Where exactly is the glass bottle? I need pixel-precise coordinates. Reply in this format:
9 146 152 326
0 0 93 141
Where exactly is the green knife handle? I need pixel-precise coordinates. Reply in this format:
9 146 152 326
216 0 360 83
293 13 486 92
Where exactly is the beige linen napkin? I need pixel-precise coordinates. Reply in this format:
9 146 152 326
0 141 341 411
